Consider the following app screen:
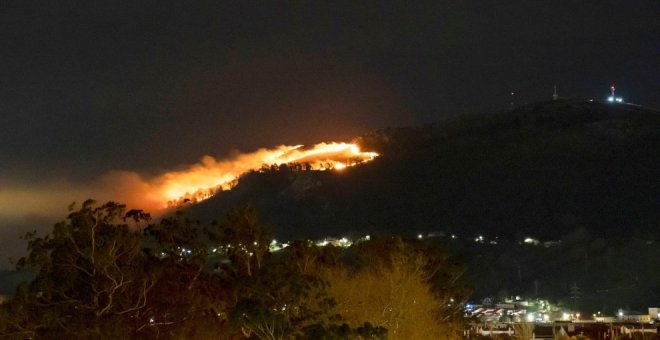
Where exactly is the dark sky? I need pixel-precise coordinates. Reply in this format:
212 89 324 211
0 1 659 265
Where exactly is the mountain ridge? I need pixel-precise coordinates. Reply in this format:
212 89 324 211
185 99 660 243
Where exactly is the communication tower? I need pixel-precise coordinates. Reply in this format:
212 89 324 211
607 85 623 103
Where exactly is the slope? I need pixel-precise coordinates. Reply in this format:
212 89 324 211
187 99 660 242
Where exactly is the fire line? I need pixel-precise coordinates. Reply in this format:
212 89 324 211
156 142 378 208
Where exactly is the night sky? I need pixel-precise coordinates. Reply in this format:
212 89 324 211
1 0 659 266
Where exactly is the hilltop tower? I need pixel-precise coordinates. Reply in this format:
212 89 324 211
607 85 623 103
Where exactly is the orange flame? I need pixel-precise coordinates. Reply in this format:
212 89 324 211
154 142 378 208
0 142 378 222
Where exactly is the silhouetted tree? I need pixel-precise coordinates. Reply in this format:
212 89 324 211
2 200 154 338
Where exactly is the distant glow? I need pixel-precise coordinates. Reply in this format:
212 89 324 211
418 234 423 239
524 237 539 245
159 142 379 208
526 313 535 322
315 237 353 248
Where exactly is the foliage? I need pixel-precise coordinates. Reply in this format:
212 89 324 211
3 200 154 338
326 237 469 339
300 322 387 339
0 202 471 339
208 205 272 278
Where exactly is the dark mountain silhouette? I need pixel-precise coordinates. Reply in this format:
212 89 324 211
186 99 660 243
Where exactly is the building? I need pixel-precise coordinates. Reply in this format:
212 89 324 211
618 309 652 323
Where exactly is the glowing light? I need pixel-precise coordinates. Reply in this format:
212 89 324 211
156 142 378 207
526 313 535 322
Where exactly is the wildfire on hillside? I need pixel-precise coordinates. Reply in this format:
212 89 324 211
155 142 378 208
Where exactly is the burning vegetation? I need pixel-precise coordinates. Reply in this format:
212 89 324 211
158 142 378 208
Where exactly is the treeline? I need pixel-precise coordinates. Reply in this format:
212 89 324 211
0 200 470 339
166 161 338 208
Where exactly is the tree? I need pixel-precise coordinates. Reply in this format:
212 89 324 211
4 203 464 339
2 200 154 338
227 243 342 339
208 205 272 278
324 237 469 339
140 210 232 338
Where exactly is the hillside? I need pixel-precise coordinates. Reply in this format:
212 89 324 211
187 99 660 242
